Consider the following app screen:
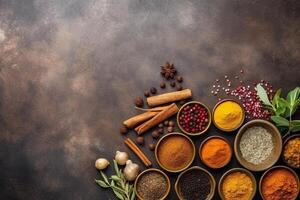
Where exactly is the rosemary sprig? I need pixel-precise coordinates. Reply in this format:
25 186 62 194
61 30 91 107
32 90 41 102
95 160 135 200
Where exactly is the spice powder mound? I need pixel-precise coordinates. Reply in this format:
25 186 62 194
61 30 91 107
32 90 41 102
239 126 274 165
157 135 194 171
136 171 168 200
262 168 298 200
178 169 212 200
283 137 300 168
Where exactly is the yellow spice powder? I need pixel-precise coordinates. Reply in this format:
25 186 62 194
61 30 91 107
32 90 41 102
214 101 243 130
222 171 254 200
283 137 300 168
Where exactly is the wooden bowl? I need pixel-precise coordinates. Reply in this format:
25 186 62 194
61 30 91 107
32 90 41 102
234 119 282 171
212 99 245 132
155 132 195 173
134 168 171 200
177 101 212 136
175 166 216 200
199 136 232 169
282 134 300 169
259 165 300 200
218 168 257 200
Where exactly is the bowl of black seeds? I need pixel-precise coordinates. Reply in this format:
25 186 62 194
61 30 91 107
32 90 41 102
175 166 216 200
134 168 170 200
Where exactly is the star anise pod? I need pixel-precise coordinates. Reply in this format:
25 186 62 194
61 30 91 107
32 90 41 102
160 62 177 80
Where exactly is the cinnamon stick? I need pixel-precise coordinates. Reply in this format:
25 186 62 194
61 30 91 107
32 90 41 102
124 138 152 167
147 89 192 107
123 111 158 129
135 103 179 135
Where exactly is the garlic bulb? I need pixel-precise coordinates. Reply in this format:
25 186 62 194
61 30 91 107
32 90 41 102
95 158 110 170
115 151 129 165
123 160 140 181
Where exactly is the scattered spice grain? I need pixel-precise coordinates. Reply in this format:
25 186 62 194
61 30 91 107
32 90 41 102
150 87 157 94
167 126 174 133
177 76 183 83
160 81 166 89
240 126 274 165
151 130 160 139
134 97 144 107
170 81 176 87
144 91 150 97
120 126 128 134
136 171 168 200
136 136 144 145
158 128 164 134
149 143 156 151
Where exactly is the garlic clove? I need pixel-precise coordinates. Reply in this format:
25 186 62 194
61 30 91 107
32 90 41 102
95 158 110 170
123 160 140 181
115 151 129 165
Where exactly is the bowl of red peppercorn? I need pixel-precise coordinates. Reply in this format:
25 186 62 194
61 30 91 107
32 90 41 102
177 101 212 136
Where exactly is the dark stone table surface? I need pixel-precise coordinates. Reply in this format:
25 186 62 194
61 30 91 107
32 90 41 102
0 0 300 199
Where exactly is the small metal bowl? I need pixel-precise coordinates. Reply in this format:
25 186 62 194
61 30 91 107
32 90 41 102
199 136 232 169
155 132 195 173
212 99 245 132
234 119 282 171
134 168 171 200
175 166 216 200
282 134 300 169
259 165 300 200
218 168 257 200
177 101 212 136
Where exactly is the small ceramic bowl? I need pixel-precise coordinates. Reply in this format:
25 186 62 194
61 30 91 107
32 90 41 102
218 168 257 200
199 136 232 169
234 119 282 171
212 99 245 132
134 168 171 200
259 165 300 200
155 132 195 173
282 134 300 169
175 166 216 200
177 101 212 136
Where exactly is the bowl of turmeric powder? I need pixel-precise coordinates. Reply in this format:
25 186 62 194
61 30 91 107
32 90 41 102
218 168 257 200
212 99 245 132
259 166 299 200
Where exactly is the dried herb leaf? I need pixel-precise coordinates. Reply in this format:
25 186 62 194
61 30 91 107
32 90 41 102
256 84 273 107
95 180 110 188
271 116 289 127
100 171 109 184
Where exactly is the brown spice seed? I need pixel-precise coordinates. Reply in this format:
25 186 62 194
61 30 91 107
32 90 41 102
150 87 157 94
120 126 128 134
158 123 164 128
136 136 145 145
149 143 156 151
164 120 169 126
158 128 164 134
176 76 183 82
167 126 174 133
177 85 183 91
144 91 150 97
160 81 166 89
170 81 176 87
134 97 144 107
168 121 175 127
152 130 160 139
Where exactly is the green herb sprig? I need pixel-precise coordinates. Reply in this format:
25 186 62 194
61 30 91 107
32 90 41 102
95 160 136 200
256 84 300 136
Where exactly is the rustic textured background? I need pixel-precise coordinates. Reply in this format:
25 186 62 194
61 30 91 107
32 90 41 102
0 0 300 199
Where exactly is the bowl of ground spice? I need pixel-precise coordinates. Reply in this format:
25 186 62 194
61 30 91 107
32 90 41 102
218 168 256 200
259 166 299 200
234 119 282 171
155 132 195 172
175 166 216 200
213 99 245 132
177 101 212 136
282 134 300 169
199 136 232 169
134 168 170 200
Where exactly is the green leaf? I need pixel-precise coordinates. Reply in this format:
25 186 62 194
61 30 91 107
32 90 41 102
100 171 109 184
95 179 110 188
291 120 300 132
111 179 115 186
275 98 287 116
111 185 126 194
271 116 289 127
256 84 273 107
111 175 122 182
125 182 129 193
113 160 120 176
130 190 136 200
112 189 125 200
287 87 300 105
272 89 282 107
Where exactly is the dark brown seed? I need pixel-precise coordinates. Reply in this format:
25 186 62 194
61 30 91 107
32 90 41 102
136 136 144 145
160 81 166 89
176 85 183 91
134 97 144 107
167 126 174 133
164 120 169 126
150 87 157 94
152 130 160 139
149 143 156 151
158 128 164 134
176 76 183 82
120 126 128 134
170 81 176 87
168 121 175 127
158 123 164 128
144 91 150 97
179 100 185 105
